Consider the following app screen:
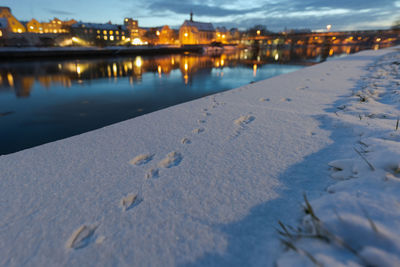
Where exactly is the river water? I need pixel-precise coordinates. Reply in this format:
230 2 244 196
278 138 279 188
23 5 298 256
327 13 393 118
0 45 379 154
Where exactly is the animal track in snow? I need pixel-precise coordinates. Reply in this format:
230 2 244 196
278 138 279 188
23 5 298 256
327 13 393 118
146 168 159 179
296 86 309 91
66 224 98 249
129 154 154 166
198 119 206 124
203 112 211 116
192 128 205 134
120 193 141 211
328 159 358 180
234 115 256 127
158 152 183 168
259 97 270 102
231 115 256 138
181 138 191 144
280 97 292 102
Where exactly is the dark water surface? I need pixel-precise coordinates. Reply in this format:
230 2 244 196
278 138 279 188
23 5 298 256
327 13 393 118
0 45 381 154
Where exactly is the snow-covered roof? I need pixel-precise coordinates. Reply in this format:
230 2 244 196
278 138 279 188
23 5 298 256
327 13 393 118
71 22 127 31
182 20 214 32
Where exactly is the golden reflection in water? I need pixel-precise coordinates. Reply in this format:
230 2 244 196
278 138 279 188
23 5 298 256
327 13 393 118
7 73 14 88
158 65 162 78
0 44 393 98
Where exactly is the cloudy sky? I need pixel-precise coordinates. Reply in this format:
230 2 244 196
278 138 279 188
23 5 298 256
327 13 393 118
2 0 400 31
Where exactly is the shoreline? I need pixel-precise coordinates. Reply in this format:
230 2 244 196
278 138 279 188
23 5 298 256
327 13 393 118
0 46 398 266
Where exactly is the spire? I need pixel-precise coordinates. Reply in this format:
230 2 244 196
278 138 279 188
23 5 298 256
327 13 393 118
190 10 193 22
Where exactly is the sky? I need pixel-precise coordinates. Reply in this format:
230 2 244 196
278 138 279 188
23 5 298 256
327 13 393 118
2 0 400 31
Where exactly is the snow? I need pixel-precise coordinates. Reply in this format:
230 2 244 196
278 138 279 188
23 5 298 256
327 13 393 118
0 46 399 266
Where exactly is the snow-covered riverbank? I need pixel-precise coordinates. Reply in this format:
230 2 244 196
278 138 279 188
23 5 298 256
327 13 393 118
0 46 398 266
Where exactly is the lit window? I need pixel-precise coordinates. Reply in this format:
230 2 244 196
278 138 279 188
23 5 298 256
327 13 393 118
116 31 119 35
97 30 100 34
58 21 61 24
110 36 114 41
54 30 57 33
116 36 119 40
122 36 125 40
103 30 107 35
30 26 34 30
109 30 113 34
17 28 22 33
0 30 2 37
184 32 188 37
97 35 100 39
104 36 108 40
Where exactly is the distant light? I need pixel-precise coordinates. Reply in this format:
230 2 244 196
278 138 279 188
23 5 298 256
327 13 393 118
274 53 279 61
17 29 22 33
184 32 188 37
326 24 332 31
156 31 160 36
72 37 78 42
376 38 381 42
30 26 34 30
110 36 114 41
184 62 188 71
222 34 225 39
76 65 81 75
257 30 261 35
220 59 224 66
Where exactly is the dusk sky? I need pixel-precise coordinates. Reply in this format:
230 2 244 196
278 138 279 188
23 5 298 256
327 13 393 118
3 0 400 31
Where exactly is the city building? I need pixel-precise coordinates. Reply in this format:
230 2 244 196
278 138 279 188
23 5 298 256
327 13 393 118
0 6 26 33
124 18 142 44
157 25 176 45
215 27 230 44
179 12 215 45
26 19 43 33
41 18 76 34
71 22 129 46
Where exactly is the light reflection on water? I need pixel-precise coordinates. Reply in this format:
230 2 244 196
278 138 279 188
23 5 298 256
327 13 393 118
0 44 386 154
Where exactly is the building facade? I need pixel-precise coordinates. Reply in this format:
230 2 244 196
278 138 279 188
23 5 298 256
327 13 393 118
179 13 215 45
0 7 25 33
71 22 129 46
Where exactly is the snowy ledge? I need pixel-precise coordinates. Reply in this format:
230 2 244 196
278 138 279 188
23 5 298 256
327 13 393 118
0 46 399 266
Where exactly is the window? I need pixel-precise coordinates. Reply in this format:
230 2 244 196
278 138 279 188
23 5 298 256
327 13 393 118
104 36 108 40
103 30 107 35
109 30 113 34
0 30 2 37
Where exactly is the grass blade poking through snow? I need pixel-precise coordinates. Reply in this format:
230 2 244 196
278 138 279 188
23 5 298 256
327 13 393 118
353 147 375 171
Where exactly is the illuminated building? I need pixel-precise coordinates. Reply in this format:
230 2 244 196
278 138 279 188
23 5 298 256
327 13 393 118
41 18 76 34
215 27 230 44
0 7 26 33
26 19 43 33
124 18 140 40
158 25 176 45
71 22 128 46
179 12 215 45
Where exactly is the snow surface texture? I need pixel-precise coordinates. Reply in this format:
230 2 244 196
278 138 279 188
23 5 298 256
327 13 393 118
277 48 400 267
0 47 398 266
